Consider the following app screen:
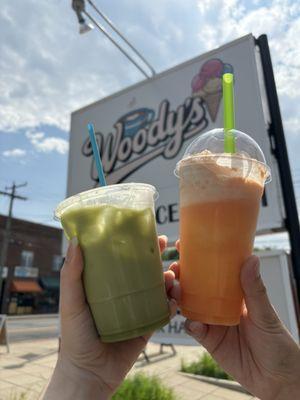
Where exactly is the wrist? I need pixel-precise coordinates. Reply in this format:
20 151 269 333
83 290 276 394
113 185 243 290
43 354 113 400
274 382 300 400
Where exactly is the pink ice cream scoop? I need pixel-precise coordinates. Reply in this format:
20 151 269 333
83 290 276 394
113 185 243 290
191 59 224 94
199 59 223 79
191 74 207 93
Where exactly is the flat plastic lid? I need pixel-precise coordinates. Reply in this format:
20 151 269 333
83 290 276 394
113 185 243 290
54 183 158 221
175 128 271 182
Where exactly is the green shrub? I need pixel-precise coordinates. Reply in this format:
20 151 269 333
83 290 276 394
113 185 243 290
161 247 179 261
112 373 177 400
181 352 232 380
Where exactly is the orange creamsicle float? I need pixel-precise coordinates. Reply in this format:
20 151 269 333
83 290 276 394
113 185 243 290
175 129 271 325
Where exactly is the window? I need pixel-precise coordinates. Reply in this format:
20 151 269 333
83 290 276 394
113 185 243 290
52 255 63 271
21 250 34 267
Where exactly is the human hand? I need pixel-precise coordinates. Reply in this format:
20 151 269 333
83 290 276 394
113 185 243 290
171 244 300 400
43 235 178 400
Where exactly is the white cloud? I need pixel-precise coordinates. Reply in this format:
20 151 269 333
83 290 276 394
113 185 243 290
0 0 299 146
26 131 45 141
3 148 26 157
198 0 213 15
195 0 300 139
26 130 69 154
284 116 300 136
0 1 137 133
0 0 195 134
34 137 69 154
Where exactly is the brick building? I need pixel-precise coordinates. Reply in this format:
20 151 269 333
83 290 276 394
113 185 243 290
0 215 63 314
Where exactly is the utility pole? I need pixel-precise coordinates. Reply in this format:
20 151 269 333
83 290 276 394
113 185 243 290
0 182 27 309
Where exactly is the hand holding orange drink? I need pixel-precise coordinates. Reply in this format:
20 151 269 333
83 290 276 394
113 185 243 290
176 73 271 325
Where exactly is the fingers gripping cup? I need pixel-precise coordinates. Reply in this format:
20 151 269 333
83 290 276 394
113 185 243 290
55 183 169 342
175 129 271 326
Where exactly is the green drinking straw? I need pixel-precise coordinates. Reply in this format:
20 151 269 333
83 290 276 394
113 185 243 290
87 123 107 186
222 73 236 153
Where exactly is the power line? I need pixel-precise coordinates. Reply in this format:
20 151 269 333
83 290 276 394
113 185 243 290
0 182 27 312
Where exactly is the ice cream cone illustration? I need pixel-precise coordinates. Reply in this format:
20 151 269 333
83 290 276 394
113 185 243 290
204 92 222 122
191 59 233 122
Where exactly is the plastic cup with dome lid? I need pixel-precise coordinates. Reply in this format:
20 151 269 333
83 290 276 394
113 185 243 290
175 73 271 326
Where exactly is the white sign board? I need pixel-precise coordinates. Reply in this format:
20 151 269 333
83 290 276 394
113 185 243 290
152 251 299 346
258 250 299 342
14 266 39 278
69 34 284 242
1 266 8 278
151 313 197 346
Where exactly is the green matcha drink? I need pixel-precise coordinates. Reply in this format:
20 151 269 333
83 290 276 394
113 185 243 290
55 183 169 342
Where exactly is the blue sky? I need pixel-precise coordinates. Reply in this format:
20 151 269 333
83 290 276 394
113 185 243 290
1 0 300 230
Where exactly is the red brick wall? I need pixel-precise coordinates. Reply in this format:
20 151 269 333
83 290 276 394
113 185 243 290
0 215 63 278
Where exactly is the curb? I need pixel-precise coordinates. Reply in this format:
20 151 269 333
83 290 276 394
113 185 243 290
7 314 59 321
179 372 250 394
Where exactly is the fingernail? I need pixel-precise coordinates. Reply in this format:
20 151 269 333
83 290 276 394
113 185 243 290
169 279 181 302
71 236 78 247
169 299 178 318
65 237 78 263
173 279 179 288
168 261 178 270
252 258 260 278
169 298 177 307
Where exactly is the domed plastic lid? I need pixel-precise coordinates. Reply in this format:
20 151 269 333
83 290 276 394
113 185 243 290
175 128 271 183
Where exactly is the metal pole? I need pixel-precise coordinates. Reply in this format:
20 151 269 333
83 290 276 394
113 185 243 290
83 10 151 79
256 34 300 302
87 0 156 76
0 182 27 309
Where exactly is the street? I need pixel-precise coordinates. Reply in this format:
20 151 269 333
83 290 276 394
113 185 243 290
7 315 59 343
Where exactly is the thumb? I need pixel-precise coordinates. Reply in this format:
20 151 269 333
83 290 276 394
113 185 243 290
60 237 86 318
241 255 280 329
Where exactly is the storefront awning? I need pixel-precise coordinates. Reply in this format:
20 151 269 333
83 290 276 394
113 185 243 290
40 276 60 291
11 280 43 293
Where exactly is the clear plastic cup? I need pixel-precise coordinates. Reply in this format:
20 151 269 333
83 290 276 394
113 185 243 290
55 183 169 342
175 129 271 325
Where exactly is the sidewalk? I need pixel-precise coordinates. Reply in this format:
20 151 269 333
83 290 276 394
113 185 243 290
0 339 255 400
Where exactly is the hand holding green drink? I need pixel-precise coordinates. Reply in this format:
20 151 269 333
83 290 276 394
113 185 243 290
55 124 169 342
